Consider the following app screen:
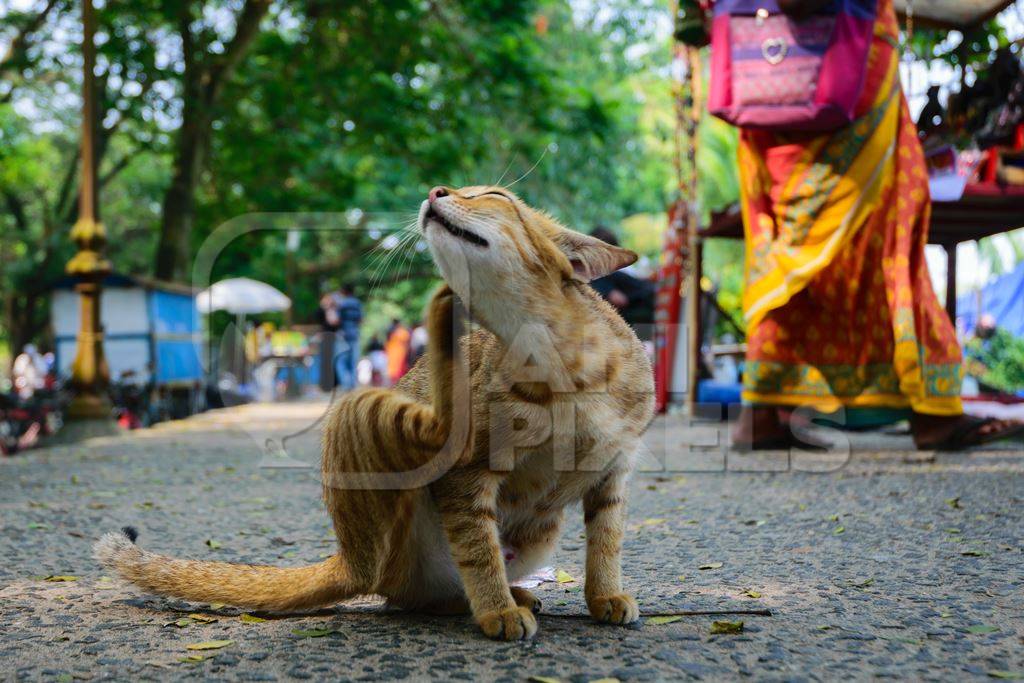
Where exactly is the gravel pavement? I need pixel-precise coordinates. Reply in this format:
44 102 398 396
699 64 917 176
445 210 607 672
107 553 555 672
1 401 1022 681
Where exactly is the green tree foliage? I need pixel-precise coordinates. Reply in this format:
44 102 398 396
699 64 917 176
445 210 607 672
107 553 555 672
966 328 1024 394
0 0 670 350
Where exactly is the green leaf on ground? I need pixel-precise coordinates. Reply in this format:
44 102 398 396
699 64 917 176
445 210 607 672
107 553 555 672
698 562 723 570
240 614 267 623
641 518 666 526
946 497 962 509
987 671 1024 680
880 635 923 646
710 620 744 635
208 603 226 610
555 570 575 583
528 677 562 683
28 522 52 530
827 514 840 522
944 528 961 534
743 589 762 598
292 628 339 638
647 616 682 625
185 640 234 650
966 625 999 634
178 655 208 663
205 539 222 550
166 618 192 628
833 526 845 535
43 575 78 582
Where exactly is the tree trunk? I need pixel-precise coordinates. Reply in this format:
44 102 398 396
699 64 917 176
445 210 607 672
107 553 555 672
151 0 271 282
154 111 208 282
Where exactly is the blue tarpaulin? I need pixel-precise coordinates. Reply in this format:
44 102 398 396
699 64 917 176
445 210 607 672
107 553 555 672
956 260 1024 338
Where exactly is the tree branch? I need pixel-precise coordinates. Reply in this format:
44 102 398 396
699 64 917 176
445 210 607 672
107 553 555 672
2 190 30 233
0 0 60 103
204 0 271 102
99 137 153 188
0 0 59 70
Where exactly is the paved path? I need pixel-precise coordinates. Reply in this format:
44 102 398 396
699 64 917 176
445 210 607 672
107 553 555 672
1 402 1022 681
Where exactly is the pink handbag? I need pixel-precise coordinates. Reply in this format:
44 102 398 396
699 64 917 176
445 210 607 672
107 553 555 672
708 0 877 131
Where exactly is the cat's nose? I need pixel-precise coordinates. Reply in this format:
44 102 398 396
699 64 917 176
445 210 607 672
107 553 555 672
428 186 449 204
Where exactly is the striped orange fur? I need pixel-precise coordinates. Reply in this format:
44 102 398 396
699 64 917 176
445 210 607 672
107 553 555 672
95 186 655 640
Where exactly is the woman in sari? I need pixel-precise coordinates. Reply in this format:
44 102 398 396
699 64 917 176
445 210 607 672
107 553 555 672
732 0 1024 449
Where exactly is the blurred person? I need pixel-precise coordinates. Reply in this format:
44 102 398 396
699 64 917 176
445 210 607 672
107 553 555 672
317 290 342 391
41 352 56 389
409 320 428 365
333 284 363 391
384 319 411 384
366 337 388 387
965 314 1024 395
725 0 1024 449
12 344 45 399
589 226 655 334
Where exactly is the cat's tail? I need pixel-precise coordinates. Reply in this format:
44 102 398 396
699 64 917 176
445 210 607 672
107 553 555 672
93 527 358 612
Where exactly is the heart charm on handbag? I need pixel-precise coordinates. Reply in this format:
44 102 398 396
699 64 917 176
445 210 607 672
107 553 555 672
761 37 788 65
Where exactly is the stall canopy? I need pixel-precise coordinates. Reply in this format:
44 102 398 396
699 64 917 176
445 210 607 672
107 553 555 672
197 277 291 315
893 0 1017 29
956 260 1024 337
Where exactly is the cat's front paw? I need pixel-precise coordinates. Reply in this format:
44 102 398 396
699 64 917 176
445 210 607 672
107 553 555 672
588 593 639 625
477 605 538 641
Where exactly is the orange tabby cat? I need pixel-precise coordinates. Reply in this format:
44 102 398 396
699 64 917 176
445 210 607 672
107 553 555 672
95 185 655 640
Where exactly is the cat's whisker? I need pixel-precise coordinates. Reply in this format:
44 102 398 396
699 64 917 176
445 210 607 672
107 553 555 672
505 145 549 189
368 229 422 291
493 155 517 187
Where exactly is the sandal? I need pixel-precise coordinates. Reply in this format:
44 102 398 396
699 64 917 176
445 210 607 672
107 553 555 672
918 415 1024 451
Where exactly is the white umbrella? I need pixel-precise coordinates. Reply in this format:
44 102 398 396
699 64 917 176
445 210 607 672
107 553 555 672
197 277 291 315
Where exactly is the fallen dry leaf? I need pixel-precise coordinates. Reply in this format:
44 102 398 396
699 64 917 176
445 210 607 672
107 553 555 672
647 616 683 625
187 614 218 623
710 620 744 635
292 628 339 638
185 640 234 650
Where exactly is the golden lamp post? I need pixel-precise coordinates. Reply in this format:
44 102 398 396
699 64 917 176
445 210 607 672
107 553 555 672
65 0 112 418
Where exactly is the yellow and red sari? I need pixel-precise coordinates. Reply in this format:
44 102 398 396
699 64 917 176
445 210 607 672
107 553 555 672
738 0 962 416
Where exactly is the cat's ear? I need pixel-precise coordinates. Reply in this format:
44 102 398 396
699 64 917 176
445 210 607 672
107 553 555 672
555 230 638 282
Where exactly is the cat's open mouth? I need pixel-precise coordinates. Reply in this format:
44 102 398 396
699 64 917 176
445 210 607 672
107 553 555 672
426 207 489 248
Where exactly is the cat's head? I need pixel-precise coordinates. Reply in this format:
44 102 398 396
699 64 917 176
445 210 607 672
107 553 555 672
418 185 636 337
